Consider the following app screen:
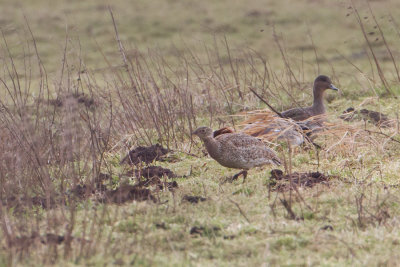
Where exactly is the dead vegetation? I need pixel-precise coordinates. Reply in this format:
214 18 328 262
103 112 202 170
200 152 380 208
0 2 400 266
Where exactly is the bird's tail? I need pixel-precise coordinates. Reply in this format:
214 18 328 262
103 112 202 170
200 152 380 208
272 158 281 166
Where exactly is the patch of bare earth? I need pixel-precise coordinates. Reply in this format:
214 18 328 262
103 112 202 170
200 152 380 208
269 169 335 192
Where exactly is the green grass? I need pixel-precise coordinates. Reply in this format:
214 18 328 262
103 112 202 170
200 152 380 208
3 0 400 79
1 0 400 266
16 148 399 266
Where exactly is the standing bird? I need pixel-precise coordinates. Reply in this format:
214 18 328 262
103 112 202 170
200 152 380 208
281 75 339 121
192 126 281 182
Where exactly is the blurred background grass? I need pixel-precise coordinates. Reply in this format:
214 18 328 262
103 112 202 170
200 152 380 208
2 0 400 80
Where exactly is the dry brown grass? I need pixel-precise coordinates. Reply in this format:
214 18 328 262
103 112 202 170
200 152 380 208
0 1 399 265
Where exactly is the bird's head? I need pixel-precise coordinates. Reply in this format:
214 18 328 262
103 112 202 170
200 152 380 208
192 126 214 140
314 75 339 92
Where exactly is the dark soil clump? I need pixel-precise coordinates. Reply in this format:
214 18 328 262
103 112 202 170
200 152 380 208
136 177 178 191
270 169 284 179
69 184 95 199
69 173 111 199
182 195 207 204
121 144 169 165
8 232 89 252
46 93 96 109
128 166 178 191
8 233 40 251
3 171 161 210
155 222 168 230
164 181 179 190
134 166 176 179
4 196 58 211
102 184 156 204
270 169 334 191
71 169 177 204
321 225 334 231
190 226 221 236
359 109 392 127
340 107 393 127
41 233 65 245
339 107 356 121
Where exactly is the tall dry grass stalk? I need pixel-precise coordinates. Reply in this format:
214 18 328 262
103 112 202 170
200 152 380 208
0 22 116 263
0 4 399 264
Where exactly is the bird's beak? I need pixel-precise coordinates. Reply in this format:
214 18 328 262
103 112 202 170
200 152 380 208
191 131 197 136
329 84 339 91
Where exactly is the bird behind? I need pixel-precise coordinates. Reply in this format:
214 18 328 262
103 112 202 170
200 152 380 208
192 126 281 182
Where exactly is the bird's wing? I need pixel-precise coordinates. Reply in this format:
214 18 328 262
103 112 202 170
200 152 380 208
216 133 263 148
217 133 281 165
281 108 310 121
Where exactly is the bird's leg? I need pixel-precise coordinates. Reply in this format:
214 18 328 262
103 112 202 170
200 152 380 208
230 170 248 183
231 171 243 181
241 171 248 184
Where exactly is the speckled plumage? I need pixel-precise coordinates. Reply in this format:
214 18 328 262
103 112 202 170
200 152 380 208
213 132 281 169
193 127 281 172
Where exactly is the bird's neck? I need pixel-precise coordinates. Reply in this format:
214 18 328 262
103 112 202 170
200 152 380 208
202 136 220 158
312 88 325 113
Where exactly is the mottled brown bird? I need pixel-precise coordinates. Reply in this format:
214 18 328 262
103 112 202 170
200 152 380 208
192 126 281 182
281 75 338 121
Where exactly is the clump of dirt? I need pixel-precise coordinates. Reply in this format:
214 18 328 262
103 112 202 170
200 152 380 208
359 109 392 128
69 173 111 199
133 166 176 179
4 196 58 211
270 169 333 191
8 232 90 252
69 184 95 199
182 195 207 204
41 233 65 245
3 171 162 211
321 225 334 231
126 166 178 191
190 226 221 236
46 93 96 109
5 186 97 211
136 178 178 191
339 107 393 128
270 169 284 179
339 107 356 121
72 181 164 205
120 144 170 165
70 168 177 204
8 233 40 251
31 196 59 209
155 222 168 230
102 184 156 204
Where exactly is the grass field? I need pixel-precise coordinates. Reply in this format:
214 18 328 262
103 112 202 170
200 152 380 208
1 0 400 266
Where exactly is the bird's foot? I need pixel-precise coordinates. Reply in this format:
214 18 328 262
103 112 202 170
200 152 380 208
230 170 248 183
220 171 248 184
